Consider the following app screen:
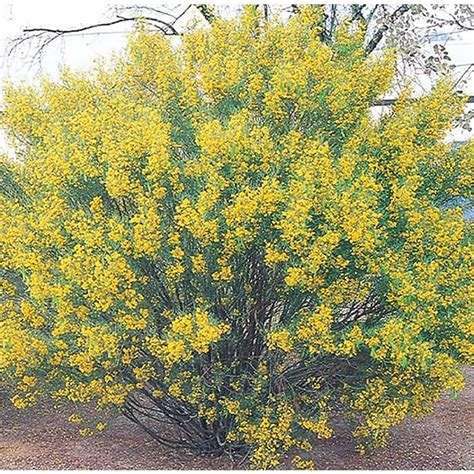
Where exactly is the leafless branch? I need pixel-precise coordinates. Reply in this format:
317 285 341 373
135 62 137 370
194 4 218 24
5 7 186 71
365 4 411 54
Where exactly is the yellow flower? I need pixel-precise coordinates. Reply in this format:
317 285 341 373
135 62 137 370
267 329 293 352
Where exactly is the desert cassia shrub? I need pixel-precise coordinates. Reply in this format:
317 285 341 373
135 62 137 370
0 6 473 469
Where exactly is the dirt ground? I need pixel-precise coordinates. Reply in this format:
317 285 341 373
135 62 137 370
1 367 473 470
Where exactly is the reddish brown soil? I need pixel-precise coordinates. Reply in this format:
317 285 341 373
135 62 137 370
1 367 473 470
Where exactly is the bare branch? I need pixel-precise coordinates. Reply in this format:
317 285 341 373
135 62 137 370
350 5 366 24
6 10 183 71
365 4 411 54
114 5 182 20
194 4 218 24
23 15 179 36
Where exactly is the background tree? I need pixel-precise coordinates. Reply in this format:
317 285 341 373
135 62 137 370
6 4 474 131
7 4 474 79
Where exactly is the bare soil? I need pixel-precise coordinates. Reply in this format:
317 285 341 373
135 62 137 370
1 367 473 470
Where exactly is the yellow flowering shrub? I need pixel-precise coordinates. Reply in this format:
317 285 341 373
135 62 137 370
1 6 473 469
